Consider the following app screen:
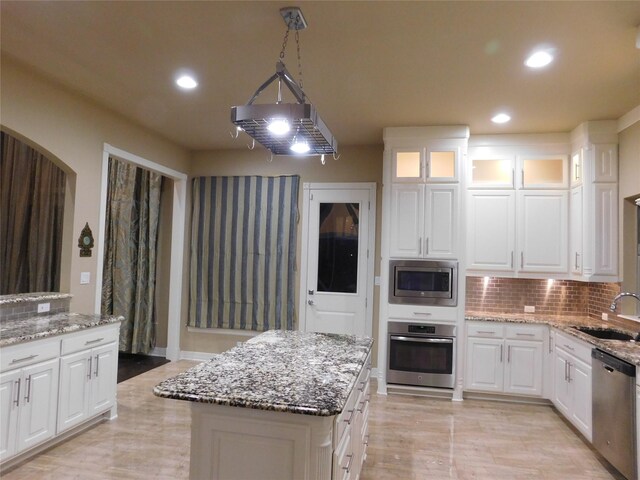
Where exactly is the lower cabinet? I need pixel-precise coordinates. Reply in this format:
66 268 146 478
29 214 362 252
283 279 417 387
0 357 59 462
0 322 120 465
465 322 544 397
552 331 592 441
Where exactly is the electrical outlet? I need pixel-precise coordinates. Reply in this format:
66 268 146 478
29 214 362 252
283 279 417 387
602 312 609 321
524 305 535 313
374 276 381 286
37 302 50 313
80 272 91 285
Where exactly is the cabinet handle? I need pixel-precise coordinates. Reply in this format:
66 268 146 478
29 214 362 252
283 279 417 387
564 361 568 381
567 362 572 383
418 237 422 256
364 434 370 446
516 333 535 337
563 344 574 351
10 354 38 365
500 344 503 363
88 356 93 380
512 168 515 187
357 400 366 413
95 355 100 377
511 251 514 269
507 345 511 363
343 409 355 425
413 312 432 316
549 334 553 354
521 170 525 188
343 453 354 473
24 375 32 403
85 337 104 345
575 163 580 181
574 252 580 270
358 381 366 392
520 252 524 269
477 330 496 335
425 237 429 255
14 378 21 407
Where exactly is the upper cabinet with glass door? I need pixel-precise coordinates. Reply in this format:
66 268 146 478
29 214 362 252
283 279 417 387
570 150 583 187
392 145 459 183
518 155 569 189
468 156 515 188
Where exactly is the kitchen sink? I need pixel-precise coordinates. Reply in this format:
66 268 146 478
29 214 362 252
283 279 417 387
571 326 637 341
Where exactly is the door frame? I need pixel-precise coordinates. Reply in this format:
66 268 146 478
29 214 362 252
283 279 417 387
96 144 187 361
298 182 376 337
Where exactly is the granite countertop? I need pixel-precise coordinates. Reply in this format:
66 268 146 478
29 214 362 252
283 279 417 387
0 292 73 306
466 311 640 366
0 312 123 347
154 330 373 416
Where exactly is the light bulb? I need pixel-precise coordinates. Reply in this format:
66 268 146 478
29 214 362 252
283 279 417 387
290 140 310 154
525 50 554 69
491 113 511 124
267 119 290 135
175 75 198 89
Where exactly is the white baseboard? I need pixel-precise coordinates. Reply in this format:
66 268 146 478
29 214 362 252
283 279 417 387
179 350 219 362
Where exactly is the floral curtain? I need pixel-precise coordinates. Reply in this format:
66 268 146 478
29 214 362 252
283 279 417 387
101 157 162 354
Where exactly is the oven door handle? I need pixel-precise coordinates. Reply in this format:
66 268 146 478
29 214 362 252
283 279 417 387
390 335 453 344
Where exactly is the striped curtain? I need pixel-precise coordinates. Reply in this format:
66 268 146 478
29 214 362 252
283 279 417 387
189 176 299 331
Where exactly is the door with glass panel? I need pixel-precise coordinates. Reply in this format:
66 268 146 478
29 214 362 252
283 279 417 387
303 186 373 336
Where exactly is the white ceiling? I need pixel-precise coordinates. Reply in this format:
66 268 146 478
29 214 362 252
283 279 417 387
1 1 639 151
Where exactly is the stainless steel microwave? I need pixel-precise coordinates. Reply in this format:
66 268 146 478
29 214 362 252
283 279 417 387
389 259 457 306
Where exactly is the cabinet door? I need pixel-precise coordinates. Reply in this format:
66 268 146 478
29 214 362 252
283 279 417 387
569 186 583 274
593 144 617 182
467 191 515 271
518 191 568 273
17 358 59 453
57 350 92 433
465 338 503 392
389 184 424 258
425 185 457 259
570 358 592 441
426 146 458 182
90 342 118 415
504 340 543 397
553 349 571 416
392 148 424 182
468 157 515 188
0 369 21 462
518 155 568 189
592 184 617 276
570 150 583 187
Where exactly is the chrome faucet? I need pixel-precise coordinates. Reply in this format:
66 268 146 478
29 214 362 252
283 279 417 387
609 292 640 311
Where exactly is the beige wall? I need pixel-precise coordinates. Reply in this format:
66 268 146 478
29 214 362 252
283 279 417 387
618 121 640 310
184 146 383 363
1 57 190 313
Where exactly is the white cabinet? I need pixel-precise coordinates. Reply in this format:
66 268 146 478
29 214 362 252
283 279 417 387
0 342 59 463
465 322 544 397
58 331 118 434
391 145 459 183
552 330 592 441
518 155 569 189
389 184 457 259
467 190 568 274
518 191 568 273
467 190 515 271
569 122 618 281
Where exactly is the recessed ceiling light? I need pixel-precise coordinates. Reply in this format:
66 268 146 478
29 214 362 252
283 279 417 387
175 74 198 90
525 50 554 69
491 113 511 124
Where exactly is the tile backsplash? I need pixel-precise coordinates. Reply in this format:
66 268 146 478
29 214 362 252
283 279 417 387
466 277 623 321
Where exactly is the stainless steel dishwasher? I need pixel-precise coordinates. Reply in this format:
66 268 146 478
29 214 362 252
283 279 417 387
592 349 636 480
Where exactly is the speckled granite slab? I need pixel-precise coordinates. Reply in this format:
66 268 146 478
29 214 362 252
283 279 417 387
154 330 373 416
0 312 123 347
466 311 640 366
0 292 73 305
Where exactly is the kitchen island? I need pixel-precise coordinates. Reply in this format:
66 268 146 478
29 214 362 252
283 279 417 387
154 330 373 480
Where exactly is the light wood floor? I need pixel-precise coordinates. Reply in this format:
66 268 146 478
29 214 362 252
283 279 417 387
1 360 624 479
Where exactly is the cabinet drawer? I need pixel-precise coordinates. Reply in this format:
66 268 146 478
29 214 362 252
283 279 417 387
467 322 504 338
555 330 592 364
388 303 457 322
61 325 119 355
1 338 60 372
505 324 545 341
333 423 353 480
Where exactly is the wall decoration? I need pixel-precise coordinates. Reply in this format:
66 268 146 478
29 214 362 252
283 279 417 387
78 222 94 257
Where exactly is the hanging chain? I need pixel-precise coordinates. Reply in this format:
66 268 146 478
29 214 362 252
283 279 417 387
295 26 303 89
278 14 304 90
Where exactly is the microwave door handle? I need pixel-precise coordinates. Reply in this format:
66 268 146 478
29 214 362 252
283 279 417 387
390 336 453 344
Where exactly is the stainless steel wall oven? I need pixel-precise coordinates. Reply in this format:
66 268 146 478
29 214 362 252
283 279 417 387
387 321 456 389
389 259 457 306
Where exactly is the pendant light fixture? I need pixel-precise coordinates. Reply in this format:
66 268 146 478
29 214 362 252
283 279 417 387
230 7 338 162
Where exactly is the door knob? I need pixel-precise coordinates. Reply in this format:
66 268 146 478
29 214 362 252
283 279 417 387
308 300 315 306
